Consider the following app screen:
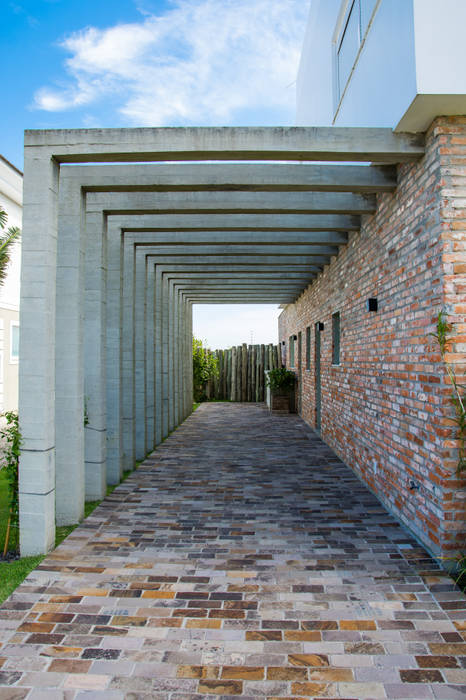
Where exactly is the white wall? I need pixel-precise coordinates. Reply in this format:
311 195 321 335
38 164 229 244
296 0 340 127
334 0 416 128
297 0 466 131
0 157 22 310
0 156 22 412
413 0 466 95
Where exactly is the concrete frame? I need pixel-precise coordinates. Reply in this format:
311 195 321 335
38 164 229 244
19 127 424 554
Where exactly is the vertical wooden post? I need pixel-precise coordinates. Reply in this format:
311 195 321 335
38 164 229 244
218 350 223 400
248 345 252 402
235 346 238 401
241 343 247 402
255 345 260 402
258 344 264 401
230 347 236 402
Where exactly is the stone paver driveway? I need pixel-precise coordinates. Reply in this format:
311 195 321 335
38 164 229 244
0 403 465 699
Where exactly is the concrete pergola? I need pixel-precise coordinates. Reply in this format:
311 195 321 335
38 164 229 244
19 127 424 554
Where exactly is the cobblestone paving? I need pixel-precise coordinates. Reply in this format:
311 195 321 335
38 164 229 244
0 403 465 699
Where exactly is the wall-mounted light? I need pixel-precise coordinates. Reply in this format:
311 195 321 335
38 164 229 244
366 298 378 312
317 322 324 331
292 334 298 340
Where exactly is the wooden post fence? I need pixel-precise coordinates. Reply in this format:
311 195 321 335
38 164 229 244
205 343 280 403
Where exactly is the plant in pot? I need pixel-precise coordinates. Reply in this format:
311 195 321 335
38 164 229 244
265 367 296 413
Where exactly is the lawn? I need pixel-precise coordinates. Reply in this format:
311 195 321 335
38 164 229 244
0 467 41 604
0 468 18 554
0 468 133 604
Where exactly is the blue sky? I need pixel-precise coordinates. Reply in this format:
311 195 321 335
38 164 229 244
3 0 309 169
3 0 309 347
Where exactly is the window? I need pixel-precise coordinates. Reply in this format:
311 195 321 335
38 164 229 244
306 326 311 370
10 322 19 363
332 312 340 365
336 0 379 103
289 335 295 368
337 1 359 100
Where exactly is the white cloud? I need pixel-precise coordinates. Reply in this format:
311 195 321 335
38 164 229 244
33 0 310 125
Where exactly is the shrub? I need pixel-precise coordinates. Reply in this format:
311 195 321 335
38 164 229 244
266 367 296 392
1 411 21 554
193 337 218 402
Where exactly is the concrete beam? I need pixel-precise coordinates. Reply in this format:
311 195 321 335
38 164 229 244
134 244 339 256
26 126 424 163
122 230 348 245
99 213 361 231
85 190 375 215
155 264 322 273
62 162 397 193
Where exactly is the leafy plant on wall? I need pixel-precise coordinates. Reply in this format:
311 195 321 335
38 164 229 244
192 337 218 402
0 207 20 287
431 311 466 474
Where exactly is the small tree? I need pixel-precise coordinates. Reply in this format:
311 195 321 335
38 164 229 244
0 207 20 287
193 337 218 402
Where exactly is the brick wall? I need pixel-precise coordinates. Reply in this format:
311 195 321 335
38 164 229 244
279 117 466 558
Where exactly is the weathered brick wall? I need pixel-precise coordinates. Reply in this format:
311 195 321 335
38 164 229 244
279 117 466 557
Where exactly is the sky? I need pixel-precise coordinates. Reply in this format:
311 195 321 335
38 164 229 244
193 304 282 349
2 0 310 348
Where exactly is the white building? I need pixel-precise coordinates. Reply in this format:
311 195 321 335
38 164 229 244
0 155 22 413
297 0 466 130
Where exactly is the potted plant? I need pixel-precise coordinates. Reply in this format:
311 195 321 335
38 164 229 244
265 367 296 414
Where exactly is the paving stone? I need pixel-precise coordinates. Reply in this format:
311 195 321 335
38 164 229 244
0 404 465 697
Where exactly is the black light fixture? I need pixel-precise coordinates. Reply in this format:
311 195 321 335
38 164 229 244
366 298 378 312
292 334 298 340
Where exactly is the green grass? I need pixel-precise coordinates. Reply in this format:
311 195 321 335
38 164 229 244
192 402 201 411
443 553 466 594
0 554 44 604
0 469 16 553
0 471 44 604
0 467 136 605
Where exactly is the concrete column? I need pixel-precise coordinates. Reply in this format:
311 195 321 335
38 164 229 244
171 282 179 428
162 273 170 438
106 222 123 484
83 210 107 499
19 152 58 555
187 299 193 419
55 177 85 525
187 300 193 416
181 295 189 420
154 265 163 445
134 247 146 461
176 288 183 425
168 279 175 433
145 259 155 452
122 237 135 468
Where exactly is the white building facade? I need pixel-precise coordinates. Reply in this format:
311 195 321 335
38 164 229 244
0 155 22 413
297 0 466 130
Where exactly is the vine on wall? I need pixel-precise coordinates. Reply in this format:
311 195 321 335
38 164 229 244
431 311 466 474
